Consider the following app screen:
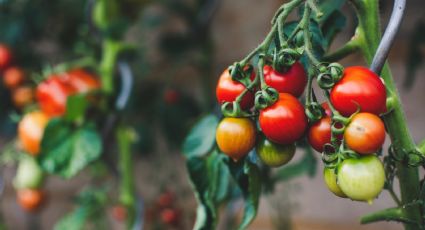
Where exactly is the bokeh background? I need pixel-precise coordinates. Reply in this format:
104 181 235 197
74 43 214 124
0 0 424 229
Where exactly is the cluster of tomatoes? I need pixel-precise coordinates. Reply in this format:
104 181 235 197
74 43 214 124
145 190 182 229
215 60 388 203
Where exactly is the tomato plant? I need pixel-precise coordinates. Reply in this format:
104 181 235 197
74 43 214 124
216 69 254 109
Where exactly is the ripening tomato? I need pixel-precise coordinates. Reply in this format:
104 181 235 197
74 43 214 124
63 69 101 93
323 167 346 198
0 44 12 70
337 155 385 203
36 76 76 117
263 62 307 97
330 66 386 116
3 67 24 89
216 69 254 109
18 111 49 156
17 189 45 212
160 208 180 225
259 93 307 144
344 113 386 154
13 157 44 189
308 116 332 152
12 86 34 108
216 117 256 161
256 137 295 167
111 205 127 222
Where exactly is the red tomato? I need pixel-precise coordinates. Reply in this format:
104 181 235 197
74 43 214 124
63 69 100 93
36 76 76 117
18 111 49 156
3 67 25 89
0 44 12 70
263 62 307 97
17 189 45 212
344 113 386 154
12 86 34 108
160 208 180 225
259 93 307 144
216 69 254 109
330 66 386 116
321 102 332 117
308 116 332 152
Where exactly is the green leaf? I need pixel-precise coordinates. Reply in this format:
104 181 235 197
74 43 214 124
54 206 90 230
64 94 88 122
39 119 102 178
227 157 261 230
320 10 346 49
183 115 219 158
316 0 346 23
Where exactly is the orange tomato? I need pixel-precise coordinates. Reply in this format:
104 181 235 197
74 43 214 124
12 86 34 108
18 111 49 156
17 189 45 212
3 67 25 89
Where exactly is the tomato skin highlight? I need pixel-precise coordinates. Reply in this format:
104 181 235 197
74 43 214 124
216 117 256 161
3 67 24 89
36 76 76 117
344 113 386 154
323 167 346 198
263 62 307 97
216 69 254 109
330 66 386 116
259 93 307 144
18 111 49 156
337 155 385 203
0 44 12 70
17 189 45 212
256 137 295 167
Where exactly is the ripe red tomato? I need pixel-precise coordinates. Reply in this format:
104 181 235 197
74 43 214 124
259 93 307 144
344 113 386 154
160 208 180 225
308 116 332 152
17 189 45 212
12 86 34 108
63 69 101 93
3 67 24 89
18 111 49 156
36 76 76 117
263 62 307 97
330 66 386 116
0 44 12 70
216 69 254 109
216 117 256 161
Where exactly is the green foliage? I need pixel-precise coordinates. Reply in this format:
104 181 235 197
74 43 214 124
38 118 102 178
183 114 219 158
65 94 89 122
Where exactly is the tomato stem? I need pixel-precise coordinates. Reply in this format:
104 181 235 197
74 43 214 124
322 38 360 62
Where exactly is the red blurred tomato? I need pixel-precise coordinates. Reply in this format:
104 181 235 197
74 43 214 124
157 191 175 209
163 89 180 105
344 113 386 154
330 66 386 116
64 69 101 93
263 62 307 97
160 208 180 225
36 76 76 117
308 116 332 152
12 86 34 108
216 69 254 109
18 111 49 156
111 205 127 222
3 67 24 89
0 44 12 70
17 189 45 212
259 93 307 144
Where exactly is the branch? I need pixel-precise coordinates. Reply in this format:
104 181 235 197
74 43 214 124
361 207 417 225
418 139 425 155
322 38 360 62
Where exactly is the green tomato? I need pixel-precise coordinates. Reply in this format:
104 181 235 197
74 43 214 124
13 157 44 189
337 155 385 204
256 138 295 167
323 167 347 198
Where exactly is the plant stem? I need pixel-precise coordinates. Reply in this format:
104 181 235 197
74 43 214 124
361 207 414 225
350 0 422 229
323 38 360 62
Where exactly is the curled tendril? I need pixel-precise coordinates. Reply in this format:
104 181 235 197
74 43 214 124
221 101 250 118
331 122 345 135
229 63 253 87
254 87 279 110
272 47 303 72
317 62 344 90
305 102 323 123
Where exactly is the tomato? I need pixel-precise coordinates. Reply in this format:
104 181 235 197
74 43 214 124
344 113 386 154
3 67 24 89
263 62 307 97
160 208 180 225
321 102 332 117
36 76 75 117
330 66 386 116
157 191 175 208
259 93 307 144
216 69 254 109
337 155 385 203
18 111 49 156
17 189 45 212
63 69 100 93
308 116 332 152
13 157 44 189
216 117 256 161
256 137 295 167
323 167 346 198
163 89 180 105
12 86 34 108
111 205 127 222
0 44 12 70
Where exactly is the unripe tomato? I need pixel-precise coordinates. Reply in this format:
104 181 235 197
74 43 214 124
18 111 49 156
323 167 346 198
111 205 127 222
160 208 180 225
337 155 385 203
216 69 254 109
308 116 332 152
12 86 34 108
263 62 307 97
17 189 45 212
256 137 295 167
344 113 386 154
259 93 307 144
0 44 12 70
36 76 75 117
3 67 24 89
216 117 256 161
63 69 101 93
13 157 44 189
330 66 386 116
